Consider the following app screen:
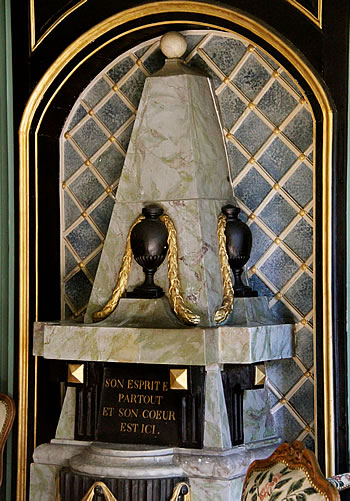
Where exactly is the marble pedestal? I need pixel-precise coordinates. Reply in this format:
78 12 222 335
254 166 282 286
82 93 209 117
31 299 294 501
33 299 293 366
30 439 280 501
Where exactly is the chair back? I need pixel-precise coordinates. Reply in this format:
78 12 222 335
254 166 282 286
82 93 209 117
241 441 340 500
0 393 15 486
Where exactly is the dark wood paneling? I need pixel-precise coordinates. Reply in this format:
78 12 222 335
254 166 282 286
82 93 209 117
10 0 350 493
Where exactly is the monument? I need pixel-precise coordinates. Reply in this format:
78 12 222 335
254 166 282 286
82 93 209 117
31 32 294 501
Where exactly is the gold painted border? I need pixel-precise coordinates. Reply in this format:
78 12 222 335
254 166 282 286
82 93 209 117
30 0 88 51
285 0 322 28
18 2 334 499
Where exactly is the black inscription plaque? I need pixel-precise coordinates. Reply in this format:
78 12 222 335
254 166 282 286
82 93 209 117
96 363 204 448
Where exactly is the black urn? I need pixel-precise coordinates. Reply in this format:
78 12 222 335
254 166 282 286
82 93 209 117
126 205 168 299
222 204 258 297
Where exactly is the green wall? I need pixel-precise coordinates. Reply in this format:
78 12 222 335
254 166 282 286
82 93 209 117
0 0 14 498
348 24 350 467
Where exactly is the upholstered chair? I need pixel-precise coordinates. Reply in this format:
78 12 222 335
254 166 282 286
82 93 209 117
0 393 15 487
241 441 340 500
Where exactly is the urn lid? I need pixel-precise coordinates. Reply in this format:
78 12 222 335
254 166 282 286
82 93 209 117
142 205 164 218
222 204 240 219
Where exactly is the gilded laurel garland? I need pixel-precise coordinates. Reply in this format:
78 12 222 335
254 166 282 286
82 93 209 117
77 480 191 501
92 212 200 325
92 215 145 322
160 214 200 326
81 481 117 501
169 482 192 501
214 213 234 324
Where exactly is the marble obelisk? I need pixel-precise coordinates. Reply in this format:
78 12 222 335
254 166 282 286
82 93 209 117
85 32 235 326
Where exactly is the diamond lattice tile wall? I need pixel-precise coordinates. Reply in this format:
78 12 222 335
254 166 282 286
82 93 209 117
60 30 314 447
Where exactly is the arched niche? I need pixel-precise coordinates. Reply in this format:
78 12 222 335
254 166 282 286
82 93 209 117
17 5 334 499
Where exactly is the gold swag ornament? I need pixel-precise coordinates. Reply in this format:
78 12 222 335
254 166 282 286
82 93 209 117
81 481 117 501
169 482 191 501
78 480 191 501
92 212 200 326
214 212 234 324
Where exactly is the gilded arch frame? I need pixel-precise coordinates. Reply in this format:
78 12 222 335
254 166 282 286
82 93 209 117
17 2 334 499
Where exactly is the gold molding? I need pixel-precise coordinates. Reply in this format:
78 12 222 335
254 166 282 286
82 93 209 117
18 3 335 499
285 0 322 28
30 0 88 51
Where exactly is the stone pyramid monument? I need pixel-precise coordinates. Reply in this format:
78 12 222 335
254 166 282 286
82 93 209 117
85 32 235 326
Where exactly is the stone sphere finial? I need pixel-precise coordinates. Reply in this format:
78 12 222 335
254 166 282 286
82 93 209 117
160 32 187 59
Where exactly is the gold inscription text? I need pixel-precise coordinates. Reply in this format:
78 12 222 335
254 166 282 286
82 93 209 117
118 393 163 405
127 379 161 391
105 378 124 388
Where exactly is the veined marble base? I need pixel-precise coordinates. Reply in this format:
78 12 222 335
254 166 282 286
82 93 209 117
33 319 293 365
70 443 184 478
175 440 280 501
29 464 61 501
29 439 280 501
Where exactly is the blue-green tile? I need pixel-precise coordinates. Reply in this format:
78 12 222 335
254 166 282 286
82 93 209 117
284 163 313 207
120 69 147 108
260 193 297 235
135 45 151 58
90 196 115 235
65 246 78 276
202 36 246 75
66 220 101 260
234 113 271 155
256 48 279 70
235 167 271 211
64 141 84 179
308 207 313 219
226 142 248 179
96 94 132 134
94 145 124 185
142 47 165 74
65 270 92 311
281 71 302 96
266 358 302 394
67 105 87 130
284 219 313 261
261 247 299 289
247 223 273 266
70 170 104 209
72 119 107 158
64 303 74 320
285 273 313 316
84 78 110 108
217 87 246 130
303 435 315 452
272 405 303 442
284 108 313 152
64 192 81 229
248 274 273 297
238 210 248 223
183 35 205 56
107 57 135 83
117 122 134 151
289 379 314 423
187 54 221 88
259 138 297 181
232 54 270 100
258 81 298 126
271 300 296 323
295 327 314 369
86 251 102 278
